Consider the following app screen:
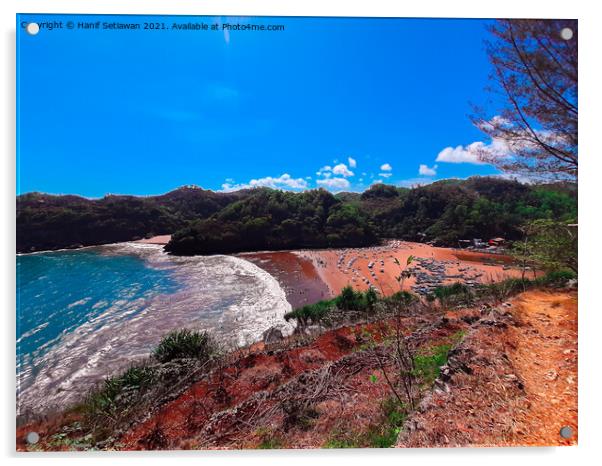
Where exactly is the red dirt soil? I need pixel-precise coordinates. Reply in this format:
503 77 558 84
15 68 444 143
118 318 427 450
17 290 577 451
506 290 578 445
397 289 577 447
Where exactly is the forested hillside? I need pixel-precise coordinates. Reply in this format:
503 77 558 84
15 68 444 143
16 186 247 252
17 177 576 254
166 177 576 254
164 188 377 255
355 178 576 244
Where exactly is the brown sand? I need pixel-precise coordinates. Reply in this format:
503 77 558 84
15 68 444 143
136 237 525 305
134 235 172 245
297 240 526 297
239 251 330 309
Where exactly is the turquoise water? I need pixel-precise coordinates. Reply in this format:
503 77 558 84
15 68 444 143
17 249 180 363
16 243 294 416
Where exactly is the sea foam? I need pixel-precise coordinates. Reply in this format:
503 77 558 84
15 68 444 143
17 243 294 416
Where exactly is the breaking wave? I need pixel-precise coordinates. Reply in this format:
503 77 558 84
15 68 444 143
17 243 294 416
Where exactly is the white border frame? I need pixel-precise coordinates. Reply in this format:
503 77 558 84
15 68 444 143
3 1 601 464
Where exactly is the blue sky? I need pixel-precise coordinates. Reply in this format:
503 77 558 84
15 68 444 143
17 14 504 197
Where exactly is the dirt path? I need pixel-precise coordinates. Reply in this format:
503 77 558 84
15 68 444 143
507 290 578 445
397 289 577 448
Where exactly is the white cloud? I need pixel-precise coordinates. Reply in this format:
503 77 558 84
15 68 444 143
348 157 357 168
221 183 237 191
221 173 308 192
316 165 332 176
436 138 512 165
316 177 351 190
419 164 438 176
378 173 393 178
380 163 392 171
332 163 354 177
436 144 486 164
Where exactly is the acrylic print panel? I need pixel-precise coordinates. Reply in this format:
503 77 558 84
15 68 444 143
16 14 578 451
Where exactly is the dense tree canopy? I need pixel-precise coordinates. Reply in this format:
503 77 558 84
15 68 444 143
17 178 576 255
358 178 576 245
164 188 377 255
16 186 245 252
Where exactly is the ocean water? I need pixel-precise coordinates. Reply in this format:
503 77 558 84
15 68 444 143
16 243 294 416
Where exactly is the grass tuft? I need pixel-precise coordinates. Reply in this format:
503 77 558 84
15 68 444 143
153 329 216 363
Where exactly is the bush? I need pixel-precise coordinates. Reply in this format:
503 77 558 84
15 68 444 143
257 435 284 449
385 291 417 306
367 398 407 448
334 286 365 310
334 286 385 313
286 287 385 327
413 344 451 386
323 398 407 449
323 436 359 449
479 277 530 302
84 364 157 414
284 299 335 326
153 329 216 363
365 287 379 310
428 282 474 307
536 270 576 286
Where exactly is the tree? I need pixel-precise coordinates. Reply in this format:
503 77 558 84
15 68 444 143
473 20 577 181
511 219 577 274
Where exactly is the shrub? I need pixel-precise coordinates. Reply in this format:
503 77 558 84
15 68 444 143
335 285 364 310
153 329 216 363
365 287 379 310
480 277 530 302
413 344 451 386
537 270 576 286
323 437 359 449
429 282 474 307
385 291 417 306
285 287 385 327
256 428 284 449
367 398 407 448
284 299 335 326
84 364 156 414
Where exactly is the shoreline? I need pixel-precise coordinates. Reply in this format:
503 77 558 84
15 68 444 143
20 234 527 308
296 240 526 298
240 251 330 309
17 234 173 255
237 240 527 307
16 242 296 417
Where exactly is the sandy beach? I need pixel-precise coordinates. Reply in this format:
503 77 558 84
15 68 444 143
239 251 331 309
137 235 527 305
296 240 526 298
134 235 172 245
